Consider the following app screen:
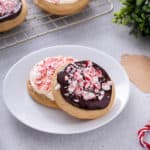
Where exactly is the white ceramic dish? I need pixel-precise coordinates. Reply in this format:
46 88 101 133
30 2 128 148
3 45 130 134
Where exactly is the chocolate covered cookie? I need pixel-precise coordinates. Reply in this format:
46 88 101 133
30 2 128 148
53 60 115 119
0 0 27 32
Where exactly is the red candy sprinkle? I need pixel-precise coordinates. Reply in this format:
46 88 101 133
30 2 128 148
138 123 150 150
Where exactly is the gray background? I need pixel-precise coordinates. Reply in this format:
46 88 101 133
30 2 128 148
0 0 150 149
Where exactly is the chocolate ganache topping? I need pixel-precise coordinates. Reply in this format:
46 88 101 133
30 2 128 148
0 0 22 22
57 60 113 110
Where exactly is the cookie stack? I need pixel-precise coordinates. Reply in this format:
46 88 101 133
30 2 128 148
27 56 115 120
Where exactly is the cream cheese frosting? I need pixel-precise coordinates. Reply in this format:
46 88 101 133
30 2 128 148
47 0 78 4
29 56 75 101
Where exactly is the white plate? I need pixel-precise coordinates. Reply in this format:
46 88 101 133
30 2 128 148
3 45 130 134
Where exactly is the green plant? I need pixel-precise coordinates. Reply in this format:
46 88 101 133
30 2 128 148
113 0 150 36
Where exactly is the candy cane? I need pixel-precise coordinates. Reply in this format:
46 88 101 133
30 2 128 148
138 124 150 150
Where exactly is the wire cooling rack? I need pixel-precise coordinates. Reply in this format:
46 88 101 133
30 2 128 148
0 0 113 50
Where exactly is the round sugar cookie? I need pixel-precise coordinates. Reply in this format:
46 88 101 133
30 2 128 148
27 56 75 109
53 60 115 119
34 0 89 15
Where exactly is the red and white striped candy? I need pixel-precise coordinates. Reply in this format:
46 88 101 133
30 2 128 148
138 123 150 150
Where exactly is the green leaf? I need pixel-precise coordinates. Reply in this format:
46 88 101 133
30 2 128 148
142 5 150 12
136 0 145 6
113 0 150 36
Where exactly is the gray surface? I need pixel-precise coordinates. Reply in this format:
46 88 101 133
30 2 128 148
0 0 150 149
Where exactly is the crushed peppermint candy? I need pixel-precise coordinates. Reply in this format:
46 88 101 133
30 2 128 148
57 60 113 110
65 61 112 101
102 81 113 91
73 99 79 103
0 0 19 16
82 91 96 100
30 56 75 92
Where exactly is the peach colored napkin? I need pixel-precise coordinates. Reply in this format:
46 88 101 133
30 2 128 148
121 54 150 93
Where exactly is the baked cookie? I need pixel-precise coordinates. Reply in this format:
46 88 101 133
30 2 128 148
0 0 28 32
53 60 115 119
34 0 89 15
27 56 75 109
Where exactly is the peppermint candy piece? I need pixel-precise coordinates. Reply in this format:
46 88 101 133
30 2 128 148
138 123 150 150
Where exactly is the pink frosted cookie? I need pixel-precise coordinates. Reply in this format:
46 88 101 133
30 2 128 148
27 56 75 108
54 60 115 119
